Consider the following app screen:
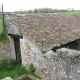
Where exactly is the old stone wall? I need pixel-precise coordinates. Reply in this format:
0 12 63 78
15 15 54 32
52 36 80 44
4 17 80 80
0 42 11 61
21 35 80 80
4 14 80 80
31 48 80 80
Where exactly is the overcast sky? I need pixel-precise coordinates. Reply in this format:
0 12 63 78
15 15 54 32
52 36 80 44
0 0 80 12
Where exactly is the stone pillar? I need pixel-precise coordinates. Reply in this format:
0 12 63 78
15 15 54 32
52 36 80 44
9 36 16 60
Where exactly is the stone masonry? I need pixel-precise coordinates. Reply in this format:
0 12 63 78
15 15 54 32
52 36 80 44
22 45 80 80
0 42 11 61
4 14 80 80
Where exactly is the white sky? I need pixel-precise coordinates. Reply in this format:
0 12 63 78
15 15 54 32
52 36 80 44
0 0 80 12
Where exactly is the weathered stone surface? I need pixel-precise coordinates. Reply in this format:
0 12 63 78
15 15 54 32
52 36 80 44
56 48 68 59
16 74 27 80
2 37 79 80
1 77 13 80
22 47 80 80
4 14 80 80
0 42 11 61
5 14 80 51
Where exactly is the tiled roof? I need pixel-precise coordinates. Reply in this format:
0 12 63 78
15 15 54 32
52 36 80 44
5 14 80 51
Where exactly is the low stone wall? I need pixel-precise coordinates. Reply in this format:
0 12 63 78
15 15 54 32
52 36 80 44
0 42 11 61
22 46 80 80
41 48 80 80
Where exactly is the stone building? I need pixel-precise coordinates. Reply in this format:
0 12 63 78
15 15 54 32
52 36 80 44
4 14 80 80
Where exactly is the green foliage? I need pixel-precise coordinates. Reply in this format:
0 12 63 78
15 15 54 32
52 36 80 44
13 8 80 16
0 32 9 43
0 59 9 71
33 73 41 79
0 19 9 43
10 66 26 79
28 63 36 74
0 19 3 33
59 10 80 16
27 63 41 79
13 8 69 14
0 59 26 79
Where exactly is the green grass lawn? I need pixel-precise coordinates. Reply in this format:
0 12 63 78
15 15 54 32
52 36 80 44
58 10 80 16
0 19 9 43
0 19 3 33
0 59 26 79
0 32 9 43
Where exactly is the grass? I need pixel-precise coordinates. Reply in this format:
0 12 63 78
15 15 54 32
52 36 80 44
0 19 3 33
0 60 41 80
58 10 80 16
27 63 41 79
0 32 9 43
0 19 9 43
0 59 26 80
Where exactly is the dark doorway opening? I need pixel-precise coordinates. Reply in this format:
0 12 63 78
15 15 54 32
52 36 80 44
14 37 22 63
52 40 79 52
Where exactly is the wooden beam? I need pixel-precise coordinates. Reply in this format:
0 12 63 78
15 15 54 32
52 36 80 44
1 3 5 32
8 33 23 39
